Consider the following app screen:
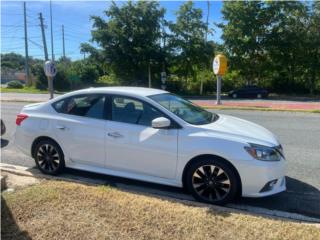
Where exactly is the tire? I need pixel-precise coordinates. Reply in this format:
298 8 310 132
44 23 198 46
33 139 65 175
232 93 237 99
257 93 262 99
185 158 238 205
1 120 6 136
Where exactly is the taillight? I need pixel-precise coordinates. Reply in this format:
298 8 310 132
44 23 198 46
16 114 28 126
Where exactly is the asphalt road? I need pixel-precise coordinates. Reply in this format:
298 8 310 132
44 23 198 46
1 102 320 219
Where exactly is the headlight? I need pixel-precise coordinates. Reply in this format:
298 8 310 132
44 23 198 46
244 143 282 161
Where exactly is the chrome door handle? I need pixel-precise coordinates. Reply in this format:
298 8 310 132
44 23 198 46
107 132 123 138
56 125 66 130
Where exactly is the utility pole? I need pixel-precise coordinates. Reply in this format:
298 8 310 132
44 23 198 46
39 13 48 61
39 12 53 98
23 2 30 86
50 0 54 61
62 25 65 58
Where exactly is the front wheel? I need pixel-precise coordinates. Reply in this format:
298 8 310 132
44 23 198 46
185 158 238 205
34 139 65 175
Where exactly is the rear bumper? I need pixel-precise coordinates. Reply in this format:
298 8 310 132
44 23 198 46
235 158 286 197
14 127 33 157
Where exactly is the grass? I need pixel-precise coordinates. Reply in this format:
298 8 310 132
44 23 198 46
0 87 49 94
2 180 319 240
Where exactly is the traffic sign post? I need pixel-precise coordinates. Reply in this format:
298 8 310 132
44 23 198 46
44 61 57 99
213 54 227 105
161 71 166 90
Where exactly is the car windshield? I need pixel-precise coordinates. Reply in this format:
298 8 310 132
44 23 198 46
149 93 219 125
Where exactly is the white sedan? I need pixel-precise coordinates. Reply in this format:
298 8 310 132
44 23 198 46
15 87 286 204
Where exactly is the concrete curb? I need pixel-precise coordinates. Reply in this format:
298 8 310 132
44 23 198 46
1 175 7 190
1 163 319 225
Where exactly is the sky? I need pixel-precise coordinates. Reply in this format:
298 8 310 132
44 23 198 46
1 0 224 60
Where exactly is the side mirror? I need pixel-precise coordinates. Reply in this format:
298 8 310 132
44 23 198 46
151 117 171 129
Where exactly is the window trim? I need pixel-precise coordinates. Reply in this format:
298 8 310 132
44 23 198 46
108 94 182 129
51 93 109 121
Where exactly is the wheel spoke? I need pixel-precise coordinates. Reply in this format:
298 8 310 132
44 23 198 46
203 166 212 178
214 188 222 200
196 168 206 180
212 166 220 177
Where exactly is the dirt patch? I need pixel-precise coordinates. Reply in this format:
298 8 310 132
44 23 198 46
2 180 320 240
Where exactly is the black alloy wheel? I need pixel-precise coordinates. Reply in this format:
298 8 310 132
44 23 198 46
34 139 65 175
186 158 238 205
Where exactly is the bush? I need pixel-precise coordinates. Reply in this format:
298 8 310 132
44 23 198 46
221 70 246 92
97 74 121 86
166 75 186 94
7 80 23 89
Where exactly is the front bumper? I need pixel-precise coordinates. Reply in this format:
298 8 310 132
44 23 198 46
235 157 286 197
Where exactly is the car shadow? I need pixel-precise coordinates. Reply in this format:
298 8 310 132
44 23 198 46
234 176 320 219
1 139 9 148
1 195 32 240
59 169 320 220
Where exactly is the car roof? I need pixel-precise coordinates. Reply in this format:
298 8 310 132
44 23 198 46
59 87 168 99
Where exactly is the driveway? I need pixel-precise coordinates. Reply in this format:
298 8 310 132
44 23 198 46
1 102 320 220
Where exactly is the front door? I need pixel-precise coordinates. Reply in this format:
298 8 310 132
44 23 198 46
105 96 178 179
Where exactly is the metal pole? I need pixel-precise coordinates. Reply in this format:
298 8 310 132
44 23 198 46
48 76 54 99
62 25 65 58
148 60 151 88
216 75 222 105
50 0 54 61
23 2 30 86
39 13 48 61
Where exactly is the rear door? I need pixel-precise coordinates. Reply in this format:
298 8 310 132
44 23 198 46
52 94 107 167
105 95 179 179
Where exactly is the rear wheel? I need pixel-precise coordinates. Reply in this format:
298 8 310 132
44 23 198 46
34 139 65 175
185 158 238 205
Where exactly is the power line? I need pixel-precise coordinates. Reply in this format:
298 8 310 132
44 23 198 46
28 38 43 49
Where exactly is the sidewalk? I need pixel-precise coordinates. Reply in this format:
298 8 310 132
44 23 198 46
193 99 320 111
1 92 319 112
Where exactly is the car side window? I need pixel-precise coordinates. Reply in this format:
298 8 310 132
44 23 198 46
112 96 164 126
52 99 65 113
53 94 106 120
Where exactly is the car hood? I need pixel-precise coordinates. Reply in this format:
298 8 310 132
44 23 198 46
196 114 280 147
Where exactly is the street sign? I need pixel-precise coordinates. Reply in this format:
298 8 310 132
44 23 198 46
213 54 228 105
213 54 227 76
44 61 57 78
44 61 56 99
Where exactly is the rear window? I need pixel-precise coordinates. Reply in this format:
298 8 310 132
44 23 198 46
52 94 106 120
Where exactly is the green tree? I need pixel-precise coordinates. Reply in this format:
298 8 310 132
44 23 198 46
219 1 270 86
88 1 165 85
265 1 309 93
168 1 213 92
304 2 320 94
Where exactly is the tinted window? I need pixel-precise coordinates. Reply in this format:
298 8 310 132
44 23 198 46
53 95 106 120
112 96 164 126
52 99 66 113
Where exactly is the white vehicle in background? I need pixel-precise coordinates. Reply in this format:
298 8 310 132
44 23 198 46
14 87 286 204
